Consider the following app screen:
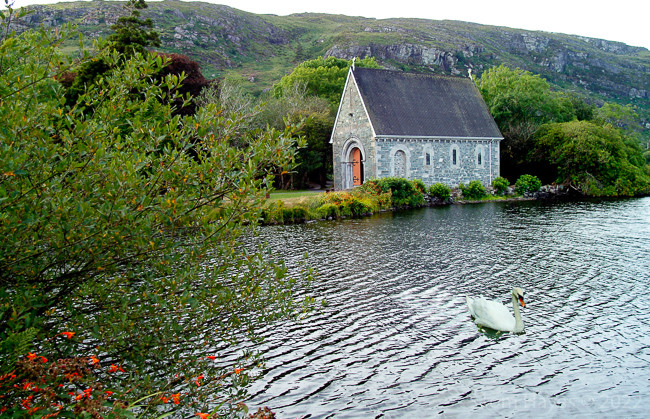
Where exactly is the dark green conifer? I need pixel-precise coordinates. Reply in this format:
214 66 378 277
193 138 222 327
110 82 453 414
108 0 161 55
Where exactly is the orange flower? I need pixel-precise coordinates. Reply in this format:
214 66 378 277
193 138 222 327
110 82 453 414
206 356 217 360
65 372 80 381
108 364 124 373
27 407 42 415
234 368 243 375
59 332 75 339
39 356 48 363
0 371 16 381
194 374 203 387
89 355 100 365
195 413 210 419
26 353 37 361
161 395 170 404
21 395 33 409
105 391 113 397
171 393 180 405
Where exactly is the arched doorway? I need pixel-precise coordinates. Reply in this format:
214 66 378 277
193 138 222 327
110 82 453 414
351 147 363 186
341 139 365 190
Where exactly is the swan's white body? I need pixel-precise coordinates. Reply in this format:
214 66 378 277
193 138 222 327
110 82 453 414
466 288 525 333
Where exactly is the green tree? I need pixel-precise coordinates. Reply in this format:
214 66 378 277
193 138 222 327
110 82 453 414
594 102 649 148
199 77 333 189
532 121 650 196
108 0 161 56
274 56 380 110
270 57 380 189
294 110 334 189
0 17 311 417
65 0 162 106
595 102 640 131
476 65 575 179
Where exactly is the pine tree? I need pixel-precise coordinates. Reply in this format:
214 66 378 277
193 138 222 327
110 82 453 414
108 0 161 55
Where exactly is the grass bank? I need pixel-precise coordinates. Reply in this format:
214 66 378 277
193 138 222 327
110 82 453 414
261 171 650 225
261 177 547 225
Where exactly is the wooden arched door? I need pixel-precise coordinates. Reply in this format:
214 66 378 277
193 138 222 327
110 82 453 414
351 147 362 186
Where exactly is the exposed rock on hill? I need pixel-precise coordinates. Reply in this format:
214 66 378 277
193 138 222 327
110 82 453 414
13 1 650 111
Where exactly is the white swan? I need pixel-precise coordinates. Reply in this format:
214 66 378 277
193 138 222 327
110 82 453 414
466 288 526 333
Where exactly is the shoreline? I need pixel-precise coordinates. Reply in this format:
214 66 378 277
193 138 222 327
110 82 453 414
261 184 581 226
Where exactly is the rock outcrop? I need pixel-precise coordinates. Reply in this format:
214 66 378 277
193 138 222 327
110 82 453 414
12 1 649 108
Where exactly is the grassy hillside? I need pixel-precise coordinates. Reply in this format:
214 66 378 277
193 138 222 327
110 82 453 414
14 0 650 116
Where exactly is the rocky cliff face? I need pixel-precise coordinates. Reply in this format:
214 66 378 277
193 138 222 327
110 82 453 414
324 24 648 103
12 1 650 108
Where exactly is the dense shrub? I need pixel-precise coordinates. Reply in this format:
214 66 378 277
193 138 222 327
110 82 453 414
1 17 309 416
459 180 487 200
515 174 542 195
316 202 340 219
156 52 211 116
318 191 377 217
362 178 424 207
413 179 426 194
428 183 451 201
261 202 312 224
492 176 510 195
533 120 650 196
261 201 284 224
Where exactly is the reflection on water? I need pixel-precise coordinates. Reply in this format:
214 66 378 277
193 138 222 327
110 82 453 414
243 198 650 417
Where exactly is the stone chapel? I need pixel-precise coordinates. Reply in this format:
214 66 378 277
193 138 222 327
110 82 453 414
330 66 503 190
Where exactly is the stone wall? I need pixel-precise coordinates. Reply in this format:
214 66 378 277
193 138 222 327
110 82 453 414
375 137 500 187
331 74 377 190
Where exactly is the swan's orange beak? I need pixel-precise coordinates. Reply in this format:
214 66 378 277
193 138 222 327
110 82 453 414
519 297 525 308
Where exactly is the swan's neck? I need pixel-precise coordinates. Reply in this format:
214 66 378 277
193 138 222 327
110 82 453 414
512 295 524 333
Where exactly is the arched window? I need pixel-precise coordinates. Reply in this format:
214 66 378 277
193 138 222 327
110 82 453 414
394 150 407 177
476 145 485 168
450 145 460 168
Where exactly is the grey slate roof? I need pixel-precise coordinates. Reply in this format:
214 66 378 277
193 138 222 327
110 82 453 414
352 67 502 139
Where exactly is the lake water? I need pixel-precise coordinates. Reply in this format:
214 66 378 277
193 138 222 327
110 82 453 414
244 198 650 418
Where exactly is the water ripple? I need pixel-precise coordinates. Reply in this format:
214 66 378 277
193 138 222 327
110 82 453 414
241 198 650 418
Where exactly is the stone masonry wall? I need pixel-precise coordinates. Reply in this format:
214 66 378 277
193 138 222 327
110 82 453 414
331 75 377 190
375 138 501 187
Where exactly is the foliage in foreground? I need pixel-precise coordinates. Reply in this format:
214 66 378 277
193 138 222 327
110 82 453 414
0 18 312 417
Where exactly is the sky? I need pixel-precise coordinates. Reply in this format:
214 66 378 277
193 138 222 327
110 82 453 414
8 0 650 49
